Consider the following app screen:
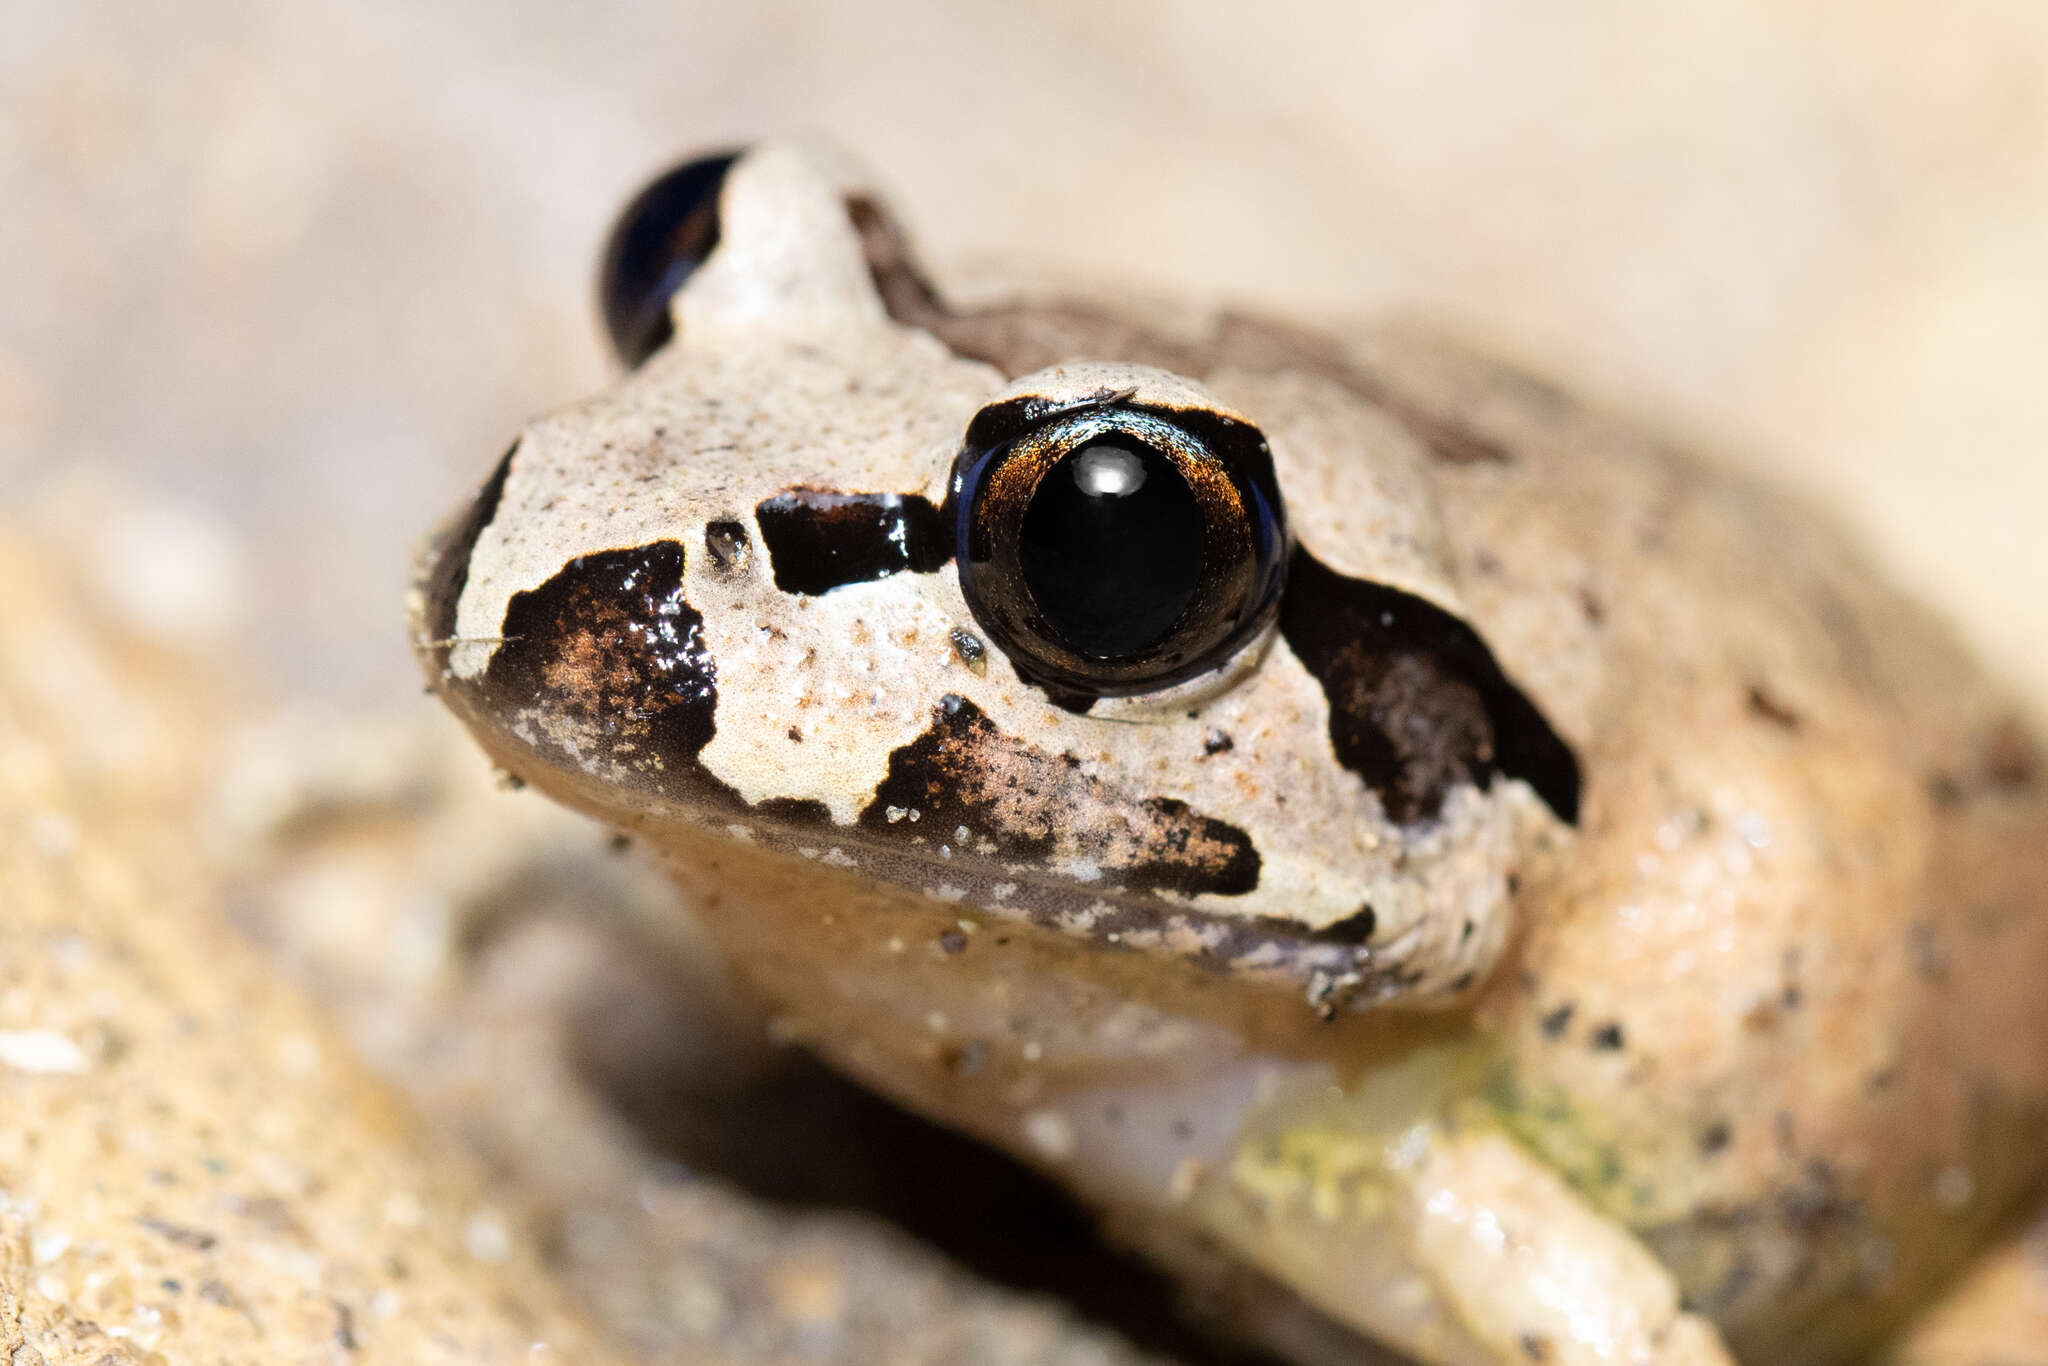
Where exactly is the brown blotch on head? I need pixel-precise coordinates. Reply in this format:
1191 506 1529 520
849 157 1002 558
1746 683 1803 731
845 194 947 327
1279 547 1580 825
470 541 725 800
857 694 1259 897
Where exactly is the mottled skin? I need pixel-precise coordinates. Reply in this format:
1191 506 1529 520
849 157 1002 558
412 141 2048 1365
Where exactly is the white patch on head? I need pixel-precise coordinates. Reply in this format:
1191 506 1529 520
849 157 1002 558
448 329 1002 683
1209 365 1467 613
691 571 958 824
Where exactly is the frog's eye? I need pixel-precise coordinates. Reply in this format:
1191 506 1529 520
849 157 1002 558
597 149 742 367
953 396 1288 698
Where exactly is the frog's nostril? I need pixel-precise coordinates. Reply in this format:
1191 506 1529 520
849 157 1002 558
597 149 743 367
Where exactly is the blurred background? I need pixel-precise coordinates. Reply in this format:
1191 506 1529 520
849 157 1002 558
3 0 2044 713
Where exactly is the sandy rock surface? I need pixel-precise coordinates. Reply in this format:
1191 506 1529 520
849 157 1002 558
0 525 1163 1364
0 536 627 1365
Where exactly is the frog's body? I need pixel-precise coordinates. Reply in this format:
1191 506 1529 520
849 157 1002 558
412 141 2048 1366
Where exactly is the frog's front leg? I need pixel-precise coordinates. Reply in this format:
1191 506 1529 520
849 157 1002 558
1211 1091 1735 1366
654 816 1730 1366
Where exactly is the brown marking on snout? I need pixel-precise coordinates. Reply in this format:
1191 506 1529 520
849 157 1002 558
857 694 1259 897
468 540 725 798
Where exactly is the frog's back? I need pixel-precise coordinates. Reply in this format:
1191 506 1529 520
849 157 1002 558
1344 323 2048 1363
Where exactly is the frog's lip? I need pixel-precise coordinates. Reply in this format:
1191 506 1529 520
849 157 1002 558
423 653 1435 1020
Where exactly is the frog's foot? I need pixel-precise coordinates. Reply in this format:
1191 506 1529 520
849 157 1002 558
1207 1101 1735 1366
1884 1201 2048 1365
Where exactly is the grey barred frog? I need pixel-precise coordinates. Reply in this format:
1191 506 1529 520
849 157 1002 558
412 140 2048 1366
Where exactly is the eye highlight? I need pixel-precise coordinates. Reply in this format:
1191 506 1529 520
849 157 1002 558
953 394 1288 698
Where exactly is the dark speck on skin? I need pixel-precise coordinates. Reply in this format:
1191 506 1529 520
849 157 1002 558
1590 1021 1626 1051
1539 1002 1576 1038
704 518 752 577
1746 683 1803 730
938 930 968 955
949 626 987 674
1700 1121 1733 1156
1909 922 1949 983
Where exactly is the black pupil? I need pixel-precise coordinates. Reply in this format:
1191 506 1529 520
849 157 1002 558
1018 441 1203 659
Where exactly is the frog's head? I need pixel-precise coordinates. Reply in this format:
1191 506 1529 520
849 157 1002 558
413 140 1579 1016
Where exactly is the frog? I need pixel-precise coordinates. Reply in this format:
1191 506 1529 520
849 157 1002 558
409 138 2048 1366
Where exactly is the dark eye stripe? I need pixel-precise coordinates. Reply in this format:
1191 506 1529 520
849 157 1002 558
753 487 951 595
1279 547 1580 825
